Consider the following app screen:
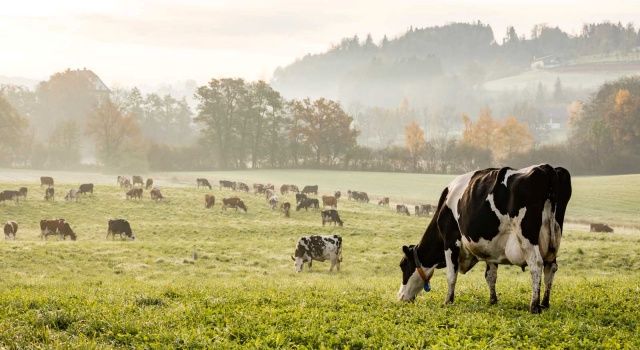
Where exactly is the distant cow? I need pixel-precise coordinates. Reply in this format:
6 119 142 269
222 197 247 212
220 180 235 190
396 204 410 216
291 235 342 272
254 183 266 194
302 185 318 195
297 198 319 211
282 202 291 217
107 219 135 240
65 189 79 202
378 197 390 206
17 187 28 200
236 182 250 192
280 184 299 195
265 189 275 201
59 222 77 240
126 188 143 200
415 204 433 217
197 178 212 190
44 187 55 201
120 178 132 189
78 183 94 195
4 221 17 240
349 190 370 203
205 194 215 208
145 178 153 190
322 195 337 208
132 176 144 187
321 209 344 227
295 193 307 204
334 191 341 200
269 195 279 210
150 188 164 201
590 223 613 233
40 176 54 187
40 219 65 239
0 190 19 203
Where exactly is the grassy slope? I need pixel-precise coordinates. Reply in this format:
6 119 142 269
0 182 639 348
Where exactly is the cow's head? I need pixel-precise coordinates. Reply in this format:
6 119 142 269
397 245 434 302
238 201 247 213
291 254 309 273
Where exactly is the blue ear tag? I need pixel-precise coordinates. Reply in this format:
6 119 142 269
423 281 431 292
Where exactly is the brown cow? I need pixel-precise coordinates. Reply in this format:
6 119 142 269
150 188 164 201
222 197 247 212
205 194 215 208
590 223 614 233
282 202 291 217
0 190 19 203
40 219 65 240
4 221 17 240
126 188 143 200
40 176 54 187
17 187 28 200
396 204 410 216
322 195 337 208
59 222 77 240
280 184 299 195
378 197 390 206
44 187 55 201
145 178 154 190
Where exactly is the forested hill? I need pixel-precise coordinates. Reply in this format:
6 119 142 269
271 22 640 108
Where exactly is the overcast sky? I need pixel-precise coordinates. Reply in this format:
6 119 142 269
1 0 639 87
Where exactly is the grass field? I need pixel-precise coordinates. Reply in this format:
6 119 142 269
0 170 639 348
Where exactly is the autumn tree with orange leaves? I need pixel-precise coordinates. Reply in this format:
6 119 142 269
404 120 426 171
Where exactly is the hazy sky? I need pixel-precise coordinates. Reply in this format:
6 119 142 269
2 0 639 87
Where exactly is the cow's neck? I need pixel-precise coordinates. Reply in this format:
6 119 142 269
415 215 445 268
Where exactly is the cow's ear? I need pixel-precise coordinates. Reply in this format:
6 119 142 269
402 245 412 258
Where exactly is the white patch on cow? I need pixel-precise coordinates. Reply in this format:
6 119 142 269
445 171 475 222
444 248 456 285
397 265 436 301
501 164 540 187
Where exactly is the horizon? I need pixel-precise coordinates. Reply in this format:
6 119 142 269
2 0 640 89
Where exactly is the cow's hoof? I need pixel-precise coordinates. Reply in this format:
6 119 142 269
540 300 550 309
529 304 542 314
489 297 498 305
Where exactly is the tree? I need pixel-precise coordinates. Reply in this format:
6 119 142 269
0 95 28 165
494 116 534 161
48 120 81 168
535 82 546 105
289 98 358 166
462 108 498 150
86 99 142 169
405 121 426 171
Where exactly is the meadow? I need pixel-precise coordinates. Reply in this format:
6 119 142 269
0 170 639 348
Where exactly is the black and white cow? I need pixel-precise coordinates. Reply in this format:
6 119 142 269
398 164 571 314
291 235 342 272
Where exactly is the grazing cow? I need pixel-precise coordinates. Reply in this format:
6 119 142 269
126 188 143 200
44 187 55 201
0 190 19 203
590 223 613 233
132 176 144 187
414 204 433 217
322 195 337 208
349 190 370 203
265 184 275 191
40 176 54 187
107 219 135 240
253 183 266 194
269 195 279 210
4 221 17 240
397 165 572 314
65 189 79 202
121 178 132 189
321 209 344 227
205 194 215 208
17 187 28 200
302 185 318 195
280 184 299 195
222 197 247 212
40 219 65 240
396 204 411 216
265 189 275 201
291 235 342 272
378 197 390 206
295 193 307 204
219 180 235 190
236 182 250 192
150 188 164 201
78 183 94 195
297 198 320 211
334 191 341 200
282 202 291 217
59 222 77 240
117 175 124 184
197 178 212 190
145 178 153 190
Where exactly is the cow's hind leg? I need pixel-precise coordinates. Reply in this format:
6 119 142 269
444 246 459 304
525 245 544 313
485 263 498 304
541 260 558 309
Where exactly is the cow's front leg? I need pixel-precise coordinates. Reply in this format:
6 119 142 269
526 246 544 313
541 260 558 308
485 263 498 304
444 246 459 304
